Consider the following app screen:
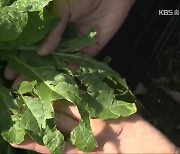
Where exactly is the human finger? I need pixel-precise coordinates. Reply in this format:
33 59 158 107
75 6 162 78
175 148 180 154
37 21 67 56
4 67 18 80
37 0 69 56
12 75 27 89
77 0 135 56
11 111 79 152
11 112 80 154
11 137 51 154
53 100 81 121
55 111 78 135
12 138 81 154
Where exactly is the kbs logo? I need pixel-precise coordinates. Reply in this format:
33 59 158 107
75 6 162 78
159 10 180 15
159 10 173 15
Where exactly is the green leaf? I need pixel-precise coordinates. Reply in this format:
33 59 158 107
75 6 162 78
4 52 78 104
0 77 4 86
11 0 53 12
26 130 44 145
5 51 58 82
20 108 41 134
54 53 137 119
0 87 19 114
0 141 14 154
34 82 63 104
0 0 6 7
0 96 8 115
43 129 64 154
71 107 97 152
83 78 136 119
0 0 13 8
18 80 37 95
47 73 80 103
21 96 54 128
0 135 4 143
12 9 60 47
53 53 120 78
2 121 25 144
1 33 137 153
0 7 28 41
71 122 97 152
0 111 12 133
59 30 96 53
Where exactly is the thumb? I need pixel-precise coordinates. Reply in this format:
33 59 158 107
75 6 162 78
37 21 67 56
37 0 69 56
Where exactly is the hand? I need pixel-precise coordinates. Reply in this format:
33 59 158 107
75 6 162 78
4 0 135 86
12 101 180 154
37 0 135 56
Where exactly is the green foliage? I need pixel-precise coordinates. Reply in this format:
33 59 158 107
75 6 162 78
0 0 58 47
11 0 53 12
0 7 28 41
0 51 137 153
58 30 96 53
0 141 14 154
0 0 137 153
0 77 4 86
43 129 64 154
0 0 11 7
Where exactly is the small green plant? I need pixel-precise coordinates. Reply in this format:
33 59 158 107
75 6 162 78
0 0 137 153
